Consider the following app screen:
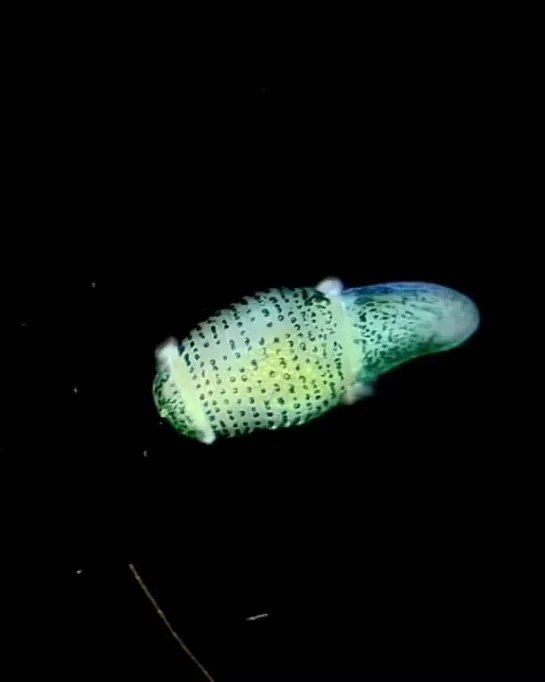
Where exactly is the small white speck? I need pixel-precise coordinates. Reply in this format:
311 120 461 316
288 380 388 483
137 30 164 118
246 613 269 621
143 450 148 457
73 386 79 394
91 282 96 288
21 322 27 327
76 569 83 575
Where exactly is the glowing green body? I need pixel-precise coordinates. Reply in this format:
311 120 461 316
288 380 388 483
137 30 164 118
153 279 480 444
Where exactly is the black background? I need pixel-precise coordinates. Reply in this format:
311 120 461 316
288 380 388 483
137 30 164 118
6 9 540 682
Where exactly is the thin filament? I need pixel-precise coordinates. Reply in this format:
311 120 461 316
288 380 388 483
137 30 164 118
128 563 215 682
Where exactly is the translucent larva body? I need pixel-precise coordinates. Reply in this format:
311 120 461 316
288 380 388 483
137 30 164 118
153 278 480 444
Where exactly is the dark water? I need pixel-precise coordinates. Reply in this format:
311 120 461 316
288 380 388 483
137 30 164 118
8 16 539 682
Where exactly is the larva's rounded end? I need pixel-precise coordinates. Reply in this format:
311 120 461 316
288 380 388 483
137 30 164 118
153 337 216 445
343 281 480 371
431 288 480 349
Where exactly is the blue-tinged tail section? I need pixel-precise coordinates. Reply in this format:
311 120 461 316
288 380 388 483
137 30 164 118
340 281 480 382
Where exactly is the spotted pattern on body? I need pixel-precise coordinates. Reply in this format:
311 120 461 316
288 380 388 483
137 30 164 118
154 279 480 443
159 287 360 440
